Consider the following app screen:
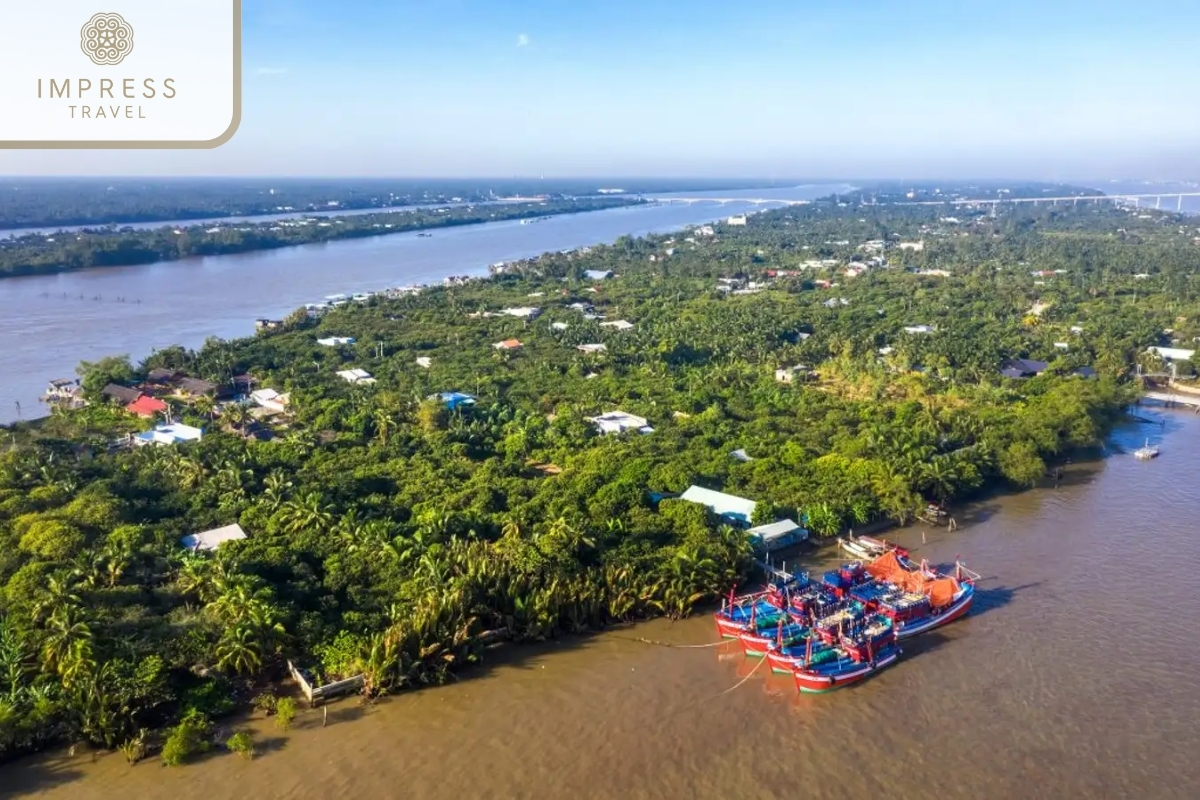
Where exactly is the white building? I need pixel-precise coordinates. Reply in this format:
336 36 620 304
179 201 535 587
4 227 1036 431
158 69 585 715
415 357 433 368
600 320 635 331
181 523 247 552
501 307 542 320
250 388 290 414
317 336 356 346
678 486 756 526
1149 346 1195 362
726 215 748 226
904 325 936 334
898 241 925 251
774 365 812 384
584 270 613 280
577 343 608 353
337 368 377 384
134 423 204 447
589 411 652 435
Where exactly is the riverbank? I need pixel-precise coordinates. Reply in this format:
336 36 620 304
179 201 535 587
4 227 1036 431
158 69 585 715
6 407 1199 800
0 197 643 279
0 184 847 424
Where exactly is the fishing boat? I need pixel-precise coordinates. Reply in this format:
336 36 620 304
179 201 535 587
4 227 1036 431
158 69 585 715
1134 439 1160 460
820 561 873 599
849 553 977 639
713 595 788 638
738 617 810 657
765 631 835 674
792 641 902 693
838 615 896 662
812 601 867 644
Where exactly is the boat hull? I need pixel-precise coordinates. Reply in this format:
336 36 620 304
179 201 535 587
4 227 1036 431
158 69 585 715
893 584 974 639
793 647 901 693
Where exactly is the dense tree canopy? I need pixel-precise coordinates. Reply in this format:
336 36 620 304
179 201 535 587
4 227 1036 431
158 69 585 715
2 188 1190 761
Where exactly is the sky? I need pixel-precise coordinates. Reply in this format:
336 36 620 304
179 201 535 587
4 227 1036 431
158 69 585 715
3 0 1200 179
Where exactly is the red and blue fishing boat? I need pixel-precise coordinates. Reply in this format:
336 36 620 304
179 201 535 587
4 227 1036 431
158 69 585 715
766 631 836 674
738 616 810 657
714 591 790 638
811 601 867 644
849 553 977 639
792 641 901 693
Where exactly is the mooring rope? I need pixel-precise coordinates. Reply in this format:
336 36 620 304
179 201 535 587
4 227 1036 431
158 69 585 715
622 635 729 649
713 652 767 696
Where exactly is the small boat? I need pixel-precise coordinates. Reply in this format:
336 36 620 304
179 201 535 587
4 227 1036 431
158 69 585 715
1134 439 1160 460
838 534 910 562
792 641 901 693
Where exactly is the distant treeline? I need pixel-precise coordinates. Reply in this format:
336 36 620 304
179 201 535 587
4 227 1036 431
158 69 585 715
0 178 777 230
0 197 643 278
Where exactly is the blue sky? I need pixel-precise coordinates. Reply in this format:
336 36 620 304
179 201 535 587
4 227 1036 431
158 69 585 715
4 0 1200 178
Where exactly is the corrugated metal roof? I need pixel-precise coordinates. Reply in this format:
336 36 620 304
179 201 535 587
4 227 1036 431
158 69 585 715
679 486 756 524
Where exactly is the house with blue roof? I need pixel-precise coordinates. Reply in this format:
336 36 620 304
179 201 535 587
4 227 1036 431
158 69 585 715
431 391 477 411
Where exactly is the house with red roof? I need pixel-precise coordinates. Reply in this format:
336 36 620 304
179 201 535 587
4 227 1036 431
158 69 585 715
126 395 168 418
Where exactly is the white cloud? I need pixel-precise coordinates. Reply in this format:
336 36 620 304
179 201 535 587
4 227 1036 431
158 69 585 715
255 67 288 75
516 34 530 47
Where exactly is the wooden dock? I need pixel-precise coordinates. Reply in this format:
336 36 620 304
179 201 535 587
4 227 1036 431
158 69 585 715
1141 390 1200 411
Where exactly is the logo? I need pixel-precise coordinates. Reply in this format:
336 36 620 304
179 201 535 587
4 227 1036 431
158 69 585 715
80 12 134 66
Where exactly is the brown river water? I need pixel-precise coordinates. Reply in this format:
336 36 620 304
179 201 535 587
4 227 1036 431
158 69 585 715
3 406 1198 800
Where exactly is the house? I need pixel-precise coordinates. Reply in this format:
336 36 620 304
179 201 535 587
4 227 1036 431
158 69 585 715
337 368 376 385
101 384 142 405
146 368 181 384
1054 342 1070 351
430 392 476 411
775 365 813 384
250 388 290 414
125 395 168 418
1073 366 1098 379
493 339 523 351
176 378 218 397
501 307 542 320
898 241 925 251
317 336 356 346
589 411 652 435
584 270 613 280
255 318 283 331
916 269 951 277
181 523 247 552
679 485 756 527
726 215 748 226
600 320 635 331
748 519 808 552
134 423 204 446
550 322 569 331
1070 326 1084 334
415 356 433 368
695 225 715 236
904 325 936 334
730 448 753 462
1148 346 1195 362
879 347 895 356
1000 358 1049 379
577 343 607 354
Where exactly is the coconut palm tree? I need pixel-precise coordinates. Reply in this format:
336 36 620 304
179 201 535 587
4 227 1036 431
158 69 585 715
279 492 334 536
215 625 263 675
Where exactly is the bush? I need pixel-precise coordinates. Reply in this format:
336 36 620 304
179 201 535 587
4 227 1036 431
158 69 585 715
274 697 297 731
225 730 254 760
161 711 211 767
252 692 278 716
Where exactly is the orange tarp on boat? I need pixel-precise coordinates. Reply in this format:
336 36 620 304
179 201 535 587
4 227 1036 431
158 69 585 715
866 553 960 608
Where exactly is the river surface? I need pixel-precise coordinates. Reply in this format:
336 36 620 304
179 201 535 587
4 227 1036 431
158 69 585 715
0 184 847 424
4 404 1197 800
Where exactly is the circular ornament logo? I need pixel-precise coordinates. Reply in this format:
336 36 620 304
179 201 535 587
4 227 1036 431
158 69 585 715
80 13 134 66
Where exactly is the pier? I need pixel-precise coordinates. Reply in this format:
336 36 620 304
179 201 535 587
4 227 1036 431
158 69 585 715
1141 390 1200 411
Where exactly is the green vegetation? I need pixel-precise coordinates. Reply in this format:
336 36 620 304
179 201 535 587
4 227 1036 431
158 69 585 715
0 196 641 278
2 187 1195 762
225 729 255 760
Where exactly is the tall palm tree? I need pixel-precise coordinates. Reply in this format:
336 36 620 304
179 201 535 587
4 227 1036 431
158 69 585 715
215 625 263 675
279 492 334 536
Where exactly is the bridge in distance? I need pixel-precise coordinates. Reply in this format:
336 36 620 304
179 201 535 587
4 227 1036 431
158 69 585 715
653 192 1200 211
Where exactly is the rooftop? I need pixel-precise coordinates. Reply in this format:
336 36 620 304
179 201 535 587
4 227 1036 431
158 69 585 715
181 523 247 552
678 485 757 526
